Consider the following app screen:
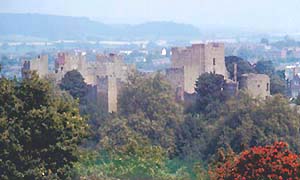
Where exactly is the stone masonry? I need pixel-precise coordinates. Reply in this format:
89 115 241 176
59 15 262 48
170 43 228 93
22 55 48 78
239 73 270 99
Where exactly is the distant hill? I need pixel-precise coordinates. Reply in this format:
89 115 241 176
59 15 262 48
0 13 201 41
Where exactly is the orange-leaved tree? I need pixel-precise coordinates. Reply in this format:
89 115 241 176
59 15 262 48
210 142 300 180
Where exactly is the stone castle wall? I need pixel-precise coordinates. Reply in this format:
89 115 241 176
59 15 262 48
22 55 48 78
97 76 118 113
166 68 185 101
54 52 87 82
171 43 228 93
240 73 270 99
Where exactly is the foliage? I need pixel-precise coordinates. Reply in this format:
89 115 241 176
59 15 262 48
175 114 210 160
208 94 300 156
118 72 183 152
176 92 300 163
194 73 228 117
270 74 287 95
76 117 190 180
225 56 255 81
210 142 300 180
255 60 275 76
254 60 287 95
0 73 87 179
60 70 88 104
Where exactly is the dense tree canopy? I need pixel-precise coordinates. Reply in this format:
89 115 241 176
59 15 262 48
254 60 287 95
60 70 88 104
209 94 300 157
118 73 183 152
0 73 87 179
194 73 228 117
225 56 255 81
255 60 275 76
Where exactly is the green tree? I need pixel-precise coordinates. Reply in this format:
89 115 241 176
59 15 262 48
255 61 287 95
194 73 228 117
270 75 287 95
254 60 275 76
175 114 209 160
225 56 255 81
208 93 300 155
76 117 190 180
60 70 88 104
0 73 87 179
118 73 183 152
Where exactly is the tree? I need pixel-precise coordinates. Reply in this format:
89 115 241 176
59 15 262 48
118 73 183 152
255 60 275 76
60 70 88 104
210 142 300 180
76 117 190 180
0 73 87 179
270 75 287 95
194 73 228 117
254 61 287 95
207 94 300 156
175 114 209 160
225 56 255 82
260 38 269 45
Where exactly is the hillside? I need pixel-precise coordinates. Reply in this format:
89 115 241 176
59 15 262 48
0 13 201 41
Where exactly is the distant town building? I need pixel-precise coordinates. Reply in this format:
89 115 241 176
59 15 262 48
22 55 48 78
161 48 167 56
169 43 228 94
239 73 270 99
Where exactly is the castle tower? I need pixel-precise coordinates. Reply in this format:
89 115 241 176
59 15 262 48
22 55 48 78
97 76 118 113
171 43 228 93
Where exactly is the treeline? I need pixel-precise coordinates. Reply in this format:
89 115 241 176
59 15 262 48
1 56 300 179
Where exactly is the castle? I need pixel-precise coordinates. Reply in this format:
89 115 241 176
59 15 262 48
22 52 135 113
166 43 270 100
170 43 228 93
22 43 271 113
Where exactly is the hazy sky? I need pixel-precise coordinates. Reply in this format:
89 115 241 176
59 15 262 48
1 0 300 31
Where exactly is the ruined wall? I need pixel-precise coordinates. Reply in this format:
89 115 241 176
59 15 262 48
240 73 270 99
166 68 185 101
54 52 88 82
97 76 118 113
22 55 48 78
90 53 136 84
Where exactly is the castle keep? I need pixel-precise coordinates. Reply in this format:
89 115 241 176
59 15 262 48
167 43 270 100
170 43 228 93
